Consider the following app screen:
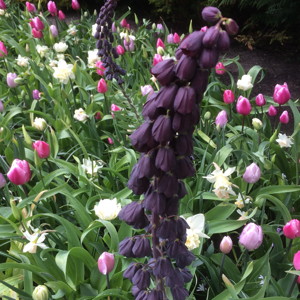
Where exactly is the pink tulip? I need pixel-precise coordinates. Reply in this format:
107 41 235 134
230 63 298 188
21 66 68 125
47 1 57 16
26 2 36 12
293 251 300 270
98 252 115 275
255 93 266 106
173 32 181 44
120 19 130 29
31 28 43 39
108 137 114 144
71 0 80 10
215 62 225 75
32 89 41 100
0 0 6 9
123 38 134 52
7 159 31 185
141 85 154 96
239 223 263 251
95 60 106 76
111 22 117 33
111 104 121 112
94 112 102 120
215 110 228 128
0 100 4 112
97 78 107 93
116 45 125 55
236 96 251 115
167 34 174 44
152 53 163 66
268 105 277 117
32 141 50 159
156 23 163 31
156 38 165 49
0 173 6 188
6 73 18 88
279 110 289 124
49 24 58 37
243 162 261 183
223 89 235 104
58 10 65 20
220 236 233 254
30 17 44 31
0 41 8 57
283 219 300 239
273 82 291 105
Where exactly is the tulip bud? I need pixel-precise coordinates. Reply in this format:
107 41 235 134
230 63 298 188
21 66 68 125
0 173 6 188
116 45 125 55
255 93 266 106
215 62 225 75
49 25 58 37
32 28 43 39
283 219 300 239
71 0 80 10
167 33 174 44
293 251 300 270
32 89 41 100
204 111 211 120
32 117 47 131
0 41 8 57
252 118 262 130
239 223 263 251
7 159 31 185
273 82 290 105
26 2 37 12
156 38 165 49
157 46 164 55
32 285 49 300
0 0 6 9
224 18 239 35
0 100 4 112
173 33 180 44
223 89 235 104
58 10 65 20
94 112 102 120
268 105 277 117
98 252 115 275
30 16 44 31
236 96 251 115
243 163 261 183
47 1 57 16
156 23 164 32
220 236 233 254
152 53 163 66
201 6 222 23
141 85 154 96
279 110 289 124
97 78 107 93
6 73 18 88
215 110 228 128
108 137 114 144
120 18 129 29
32 141 50 159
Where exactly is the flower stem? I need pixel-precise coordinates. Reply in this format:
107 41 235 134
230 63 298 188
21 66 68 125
119 84 140 122
219 253 226 278
287 275 298 297
106 273 111 300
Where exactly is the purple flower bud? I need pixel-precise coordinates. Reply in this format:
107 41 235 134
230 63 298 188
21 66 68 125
175 248 195 268
217 30 230 51
119 237 135 257
157 173 179 198
175 156 195 179
175 54 197 82
6 73 18 88
239 223 263 251
143 188 166 214
0 100 4 112
127 165 150 195
98 252 115 275
180 31 204 57
255 93 266 106
174 86 196 114
156 84 178 109
152 114 173 143
201 6 222 23
174 134 193 156
32 89 41 100
220 236 233 254
198 48 219 69
224 18 239 35
215 110 228 128
151 59 175 86
132 236 151 258
132 268 151 289
167 33 174 44
49 24 58 37
171 286 189 300
157 218 178 240
202 25 220 47
155 146 176 172
142 92 160 120
123 263 141 280
243 162 261 183
153 257 173 277
190 69 209 101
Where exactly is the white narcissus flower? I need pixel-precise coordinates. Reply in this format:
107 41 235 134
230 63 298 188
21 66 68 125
237 74 253 91
16 55 30 67
276 133 294 148
49 59 58 67
203 162 236 199
36 45 49 57
23 228 48 253
53 42 68 53
52 59 75 84
81 158 104 176
92 23 98 36
234 193 251 209
94 198 121 221
67 25 78 36
88 49 99 67
183 214 210 250
74 108 88 122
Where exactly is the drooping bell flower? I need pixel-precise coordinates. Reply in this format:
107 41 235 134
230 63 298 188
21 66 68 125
215 61 225 75
224 18 239 35
223 89 234 104
47 1 57 16
32 141 50 159
273 82 291 105
98 252 115 275
202 25 220 47
283 219 300 239
26 2 36 12
7 159 31 185
58 10 65 20
279 110 289 124
71 0 80 10
0 41 8 57
236 96 251 115
97 78 107 93
242 162 261 183
215 110 228 128
268 105 277 117
255 93 266 106
239 223 263 251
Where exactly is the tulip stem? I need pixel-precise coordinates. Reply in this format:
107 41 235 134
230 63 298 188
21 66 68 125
285 239 293 256
119 84 140 122
287 275 298 297
241 115 245 134
106 273 110 289
219 253 226 278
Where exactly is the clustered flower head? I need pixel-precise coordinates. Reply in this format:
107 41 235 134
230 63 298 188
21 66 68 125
118 7 237 299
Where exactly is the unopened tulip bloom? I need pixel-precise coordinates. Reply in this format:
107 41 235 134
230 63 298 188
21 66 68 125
273 82 291 105
283 219 300 239
236 96 252 115
71 0 80 10
32 141 50 159
156 38 165 49
0 100 4 112
215 62 225 75
58 10 65 20
239 223 263 251
293 251 300 270
0 173 6 188
95 60 106 76
32 89 41 100
97 78 107 93
237 74 253 91
141 85 154 96
215 110 228 128
94 198 121 220
32 285 49 300
268 105 277 116
223 89 234 104
255 93 266 106
156 23 164 31
252 118 262 130
47 1 57 16
243 162 261 183
152 53 163 66
220 236 233 254
116 45 125 55
49 24 58 37
32 117 47 131
26 2 36 12
7 159 31 185
111 104 121 118
0 0 6 9
98 252 115 275
167 33 174 44
108 137 114 144
7 73 18 88
279 110 289 124
30 16 44 31
120 18 129 29
32 28 43 39
173 32 181 43
0 41 7 57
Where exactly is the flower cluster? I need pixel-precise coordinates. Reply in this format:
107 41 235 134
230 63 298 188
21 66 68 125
118 7 238 299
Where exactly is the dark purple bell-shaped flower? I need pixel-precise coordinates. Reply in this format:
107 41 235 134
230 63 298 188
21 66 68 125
132 268 151 289
224 18 239 35
174 86 196 115
180 31 204 57
119 237 135 257
179 268 193 283
174 134 193 156
156 218 178 241
175 47 183 60
143 187 166 214
201 6 222 24
137 153 157 178
166 268 185 287
202 25 220 47
177 180 188 198
155 146 176 172
172 112 194 133
190 69 209 101
175 156 195 179
165 196 180 216
171 285 189 300
217 30 230 51
157 172 179 198
156 84 178 109
147 290 164 300
153 257 174 277
151 59 175 86
124 263 142 280
128 165 150 195
142 92 162 120
176 250 195 268
198 47 219 69
132 236 152 258
175 55 197 82
152 114 173 143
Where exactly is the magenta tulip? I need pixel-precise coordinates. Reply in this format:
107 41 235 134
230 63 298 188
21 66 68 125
47 1 57 16
283 219 300 239
141 85 154 96
25 2 36 12
98 252 115 275
7 159 31 185
152 53 163 66
0 41 8 57
243 162 261 183
293 251 300 270
173 32 180 44
215 61 225 75
58 10 65 20
95 60 106 76
279 110 289 124
0 173 6 188
268 105 277 117
273 82 291 105
215 110 228 128
0 0 6 9
239 223 263 251
255 93 266 106
30 17 44 31
32 141 50 159
156 38 165 49
97 78 107 93
71 0 80 10
108 137 114 144
220 236 233 254
111 104 121 112
31 28 43 39
120 18 129 29
236 96 251 115
223 89 235 104
116 45 125 55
